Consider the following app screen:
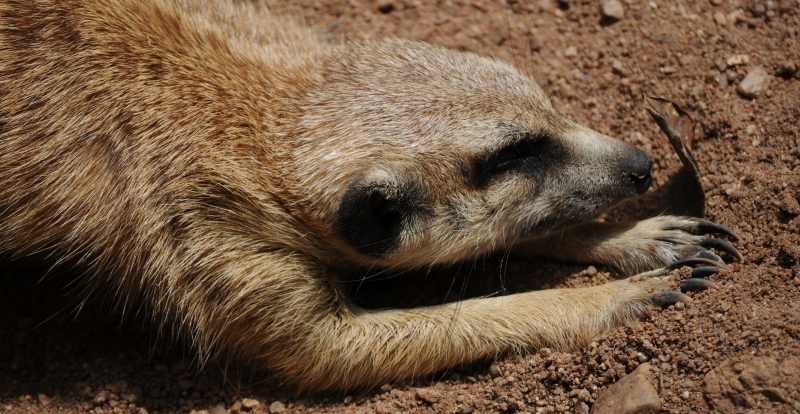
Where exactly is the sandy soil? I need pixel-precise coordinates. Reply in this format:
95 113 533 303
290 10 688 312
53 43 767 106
2 0 799 413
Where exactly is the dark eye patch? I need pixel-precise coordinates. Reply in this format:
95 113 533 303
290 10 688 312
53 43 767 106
336 180 426 258
470 132 550 186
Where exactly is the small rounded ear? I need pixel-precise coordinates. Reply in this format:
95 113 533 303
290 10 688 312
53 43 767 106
336 182 406 258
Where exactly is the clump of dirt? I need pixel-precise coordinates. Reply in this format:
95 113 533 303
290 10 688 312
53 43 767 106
2 0 799 413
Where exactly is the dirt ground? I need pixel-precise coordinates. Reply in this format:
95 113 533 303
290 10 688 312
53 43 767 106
2 0 799 413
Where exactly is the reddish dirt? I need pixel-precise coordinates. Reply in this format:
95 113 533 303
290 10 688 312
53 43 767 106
2 0 799 413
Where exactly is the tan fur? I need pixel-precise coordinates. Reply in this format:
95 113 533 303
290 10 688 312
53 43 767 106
0 0 723 391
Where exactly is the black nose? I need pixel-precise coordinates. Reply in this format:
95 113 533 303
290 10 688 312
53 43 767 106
622 148 652 194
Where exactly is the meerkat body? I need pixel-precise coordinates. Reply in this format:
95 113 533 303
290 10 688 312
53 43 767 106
0 0 738 391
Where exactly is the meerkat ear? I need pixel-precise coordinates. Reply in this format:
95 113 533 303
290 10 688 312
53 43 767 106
337 182 406 258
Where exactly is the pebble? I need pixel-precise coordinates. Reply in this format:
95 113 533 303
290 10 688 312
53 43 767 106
777 62 798 79
269 400 287 413
737 66 771 98
488 362 502 377
241 398 260 410
611 61 626 76
726 54 750 67
713 12 728 25
376 0 395 14
591 363 661 414
37 394 50 406
209 405 227 414
600 0 625 22
415 388 442 404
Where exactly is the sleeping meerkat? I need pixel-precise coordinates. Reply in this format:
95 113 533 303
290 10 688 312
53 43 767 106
0 0 740 391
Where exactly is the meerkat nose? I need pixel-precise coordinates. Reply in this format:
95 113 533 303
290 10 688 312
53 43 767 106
622 147 653 194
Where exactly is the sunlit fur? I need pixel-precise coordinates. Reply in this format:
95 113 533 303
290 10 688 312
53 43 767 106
1 0 709 391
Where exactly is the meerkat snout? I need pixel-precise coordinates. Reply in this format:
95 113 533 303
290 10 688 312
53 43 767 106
618 145 653 194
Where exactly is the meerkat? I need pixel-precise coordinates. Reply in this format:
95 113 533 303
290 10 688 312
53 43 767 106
0 0 740 391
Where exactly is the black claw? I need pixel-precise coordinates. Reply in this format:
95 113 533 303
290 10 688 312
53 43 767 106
668 257 720 270
680 278 714 292
695 220 739 241
701 238 743 261
691 266 720 278
651 290 691 307
692 249 724 264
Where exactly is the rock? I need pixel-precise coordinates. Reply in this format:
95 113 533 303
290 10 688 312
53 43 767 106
268 401 287 413
611 61 625 76
189 410 209 414
208 405 227 414
564 46 578 57
592 363 661 414
601 0 625 22
241 398 260 410
414 388 441 404
737 66 771 98
713 11 728 25
376 1 395 14
704 356 800 413
726 54 750 67
488 362 502 377
776 62 798 79
37 394 50 406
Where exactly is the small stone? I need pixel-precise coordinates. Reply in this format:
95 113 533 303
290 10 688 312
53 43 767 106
601 0 625 22
268 401 287 413
241 398 260 410
93 391 109 406
488 362 502 377
610 61 625 76
376 1 395 13
713 11 728 25
37 394 50 406
189 410 210 414
575 388 592 401
209 405 227 414
737 66 771 98
751 4 767 16
564 46 578 57
776 62 798 79
591 363 661 414
415 388 441 404
726 54 750 66
576 402 590 414
681 390 690 399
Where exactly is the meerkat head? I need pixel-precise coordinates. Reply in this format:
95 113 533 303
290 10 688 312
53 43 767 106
291 40 651 268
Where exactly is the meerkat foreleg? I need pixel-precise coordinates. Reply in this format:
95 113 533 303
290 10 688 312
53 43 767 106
212 251 686 391
515 215 740 275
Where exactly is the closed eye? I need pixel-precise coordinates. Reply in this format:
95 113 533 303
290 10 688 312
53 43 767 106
471 132 550 186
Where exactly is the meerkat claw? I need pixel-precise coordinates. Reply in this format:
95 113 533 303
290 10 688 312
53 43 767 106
668 257 721 270
691 266 720 278
691 249 725 264
693 219 739 240
651 290 691 307
680 278 714 292
700 238 742 261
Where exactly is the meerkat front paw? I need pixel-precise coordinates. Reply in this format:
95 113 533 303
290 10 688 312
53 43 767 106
603 215 741 275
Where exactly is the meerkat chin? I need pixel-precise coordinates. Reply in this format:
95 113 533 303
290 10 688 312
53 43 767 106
0 0 740 391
